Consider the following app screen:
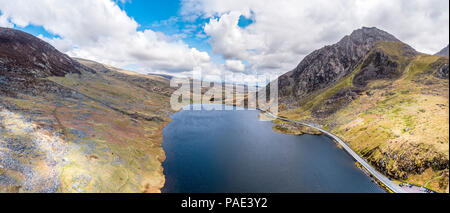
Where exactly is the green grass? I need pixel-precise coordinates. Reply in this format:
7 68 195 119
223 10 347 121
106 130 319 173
1 63 174 193
405 55 442 81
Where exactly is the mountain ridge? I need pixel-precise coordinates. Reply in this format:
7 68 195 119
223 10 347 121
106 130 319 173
0 27 97 98
0 27 94 78
270 27 449 192
276 27 409 107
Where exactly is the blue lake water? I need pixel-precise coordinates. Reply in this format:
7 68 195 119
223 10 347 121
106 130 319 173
162 105 384 193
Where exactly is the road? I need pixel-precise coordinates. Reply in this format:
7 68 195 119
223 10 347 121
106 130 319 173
261 110 407 193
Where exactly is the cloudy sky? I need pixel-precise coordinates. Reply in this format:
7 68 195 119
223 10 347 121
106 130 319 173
0 0 448 83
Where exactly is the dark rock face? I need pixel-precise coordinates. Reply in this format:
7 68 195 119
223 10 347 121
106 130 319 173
435 64 449 79
0 27 94 97
276 27 401 105
435 44 449 57
353 50 400 87
413 57 449 82
312 87 363 118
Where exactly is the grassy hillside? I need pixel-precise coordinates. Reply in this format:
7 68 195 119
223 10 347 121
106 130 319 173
0 62 174 192
278 42 449 192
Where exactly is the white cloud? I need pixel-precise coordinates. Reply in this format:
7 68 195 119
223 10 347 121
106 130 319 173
225 59 245 72
204 11 250 60
0 0 138 45
1 0 448 85
0 0 270 84
184 0 449 75
0 13 12 27
38 35 73 53
0 0 222 78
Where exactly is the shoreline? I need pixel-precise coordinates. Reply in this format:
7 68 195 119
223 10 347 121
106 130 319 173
159 104 436 193
258 109 408 193
160 105 386 193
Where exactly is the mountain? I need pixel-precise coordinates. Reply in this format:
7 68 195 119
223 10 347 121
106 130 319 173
276 27 408 107
147 73 174 80
0 28 174 192
271 27 449 192
0 27 90 78
435 44 449 57
0 28 96 97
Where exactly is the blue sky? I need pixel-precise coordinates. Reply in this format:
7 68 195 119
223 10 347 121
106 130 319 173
11 0 216 61
10 0 254 66
116 0 253 64
1 0 447 84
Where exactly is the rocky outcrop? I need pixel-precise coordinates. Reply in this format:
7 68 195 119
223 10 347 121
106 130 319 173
412 57 449 82
353 50 400 88
365 143 449 181
420 57 449 80
435 64 449 79
276 27 402 106
312 87 363 118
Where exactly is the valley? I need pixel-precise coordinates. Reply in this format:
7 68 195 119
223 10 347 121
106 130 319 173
0 26 448 193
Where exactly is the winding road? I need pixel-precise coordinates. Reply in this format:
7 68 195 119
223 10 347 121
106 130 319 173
261 110 407 193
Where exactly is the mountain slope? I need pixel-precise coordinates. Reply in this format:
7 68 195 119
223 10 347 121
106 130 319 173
273 28 449 192
0 27 97 98
0 28 174 192
276 27 404 108
0 27 90 78
435 44 449 57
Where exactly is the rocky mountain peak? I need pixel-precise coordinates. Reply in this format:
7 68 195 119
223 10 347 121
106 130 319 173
0 27 93 78
275 27 411 106
334 27 399 50
347 27 399 42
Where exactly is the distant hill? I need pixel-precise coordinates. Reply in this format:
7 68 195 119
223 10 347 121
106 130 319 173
148 73 173 80
435 44 449 56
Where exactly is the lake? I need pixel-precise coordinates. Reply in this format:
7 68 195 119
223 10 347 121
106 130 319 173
162 105 384 193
